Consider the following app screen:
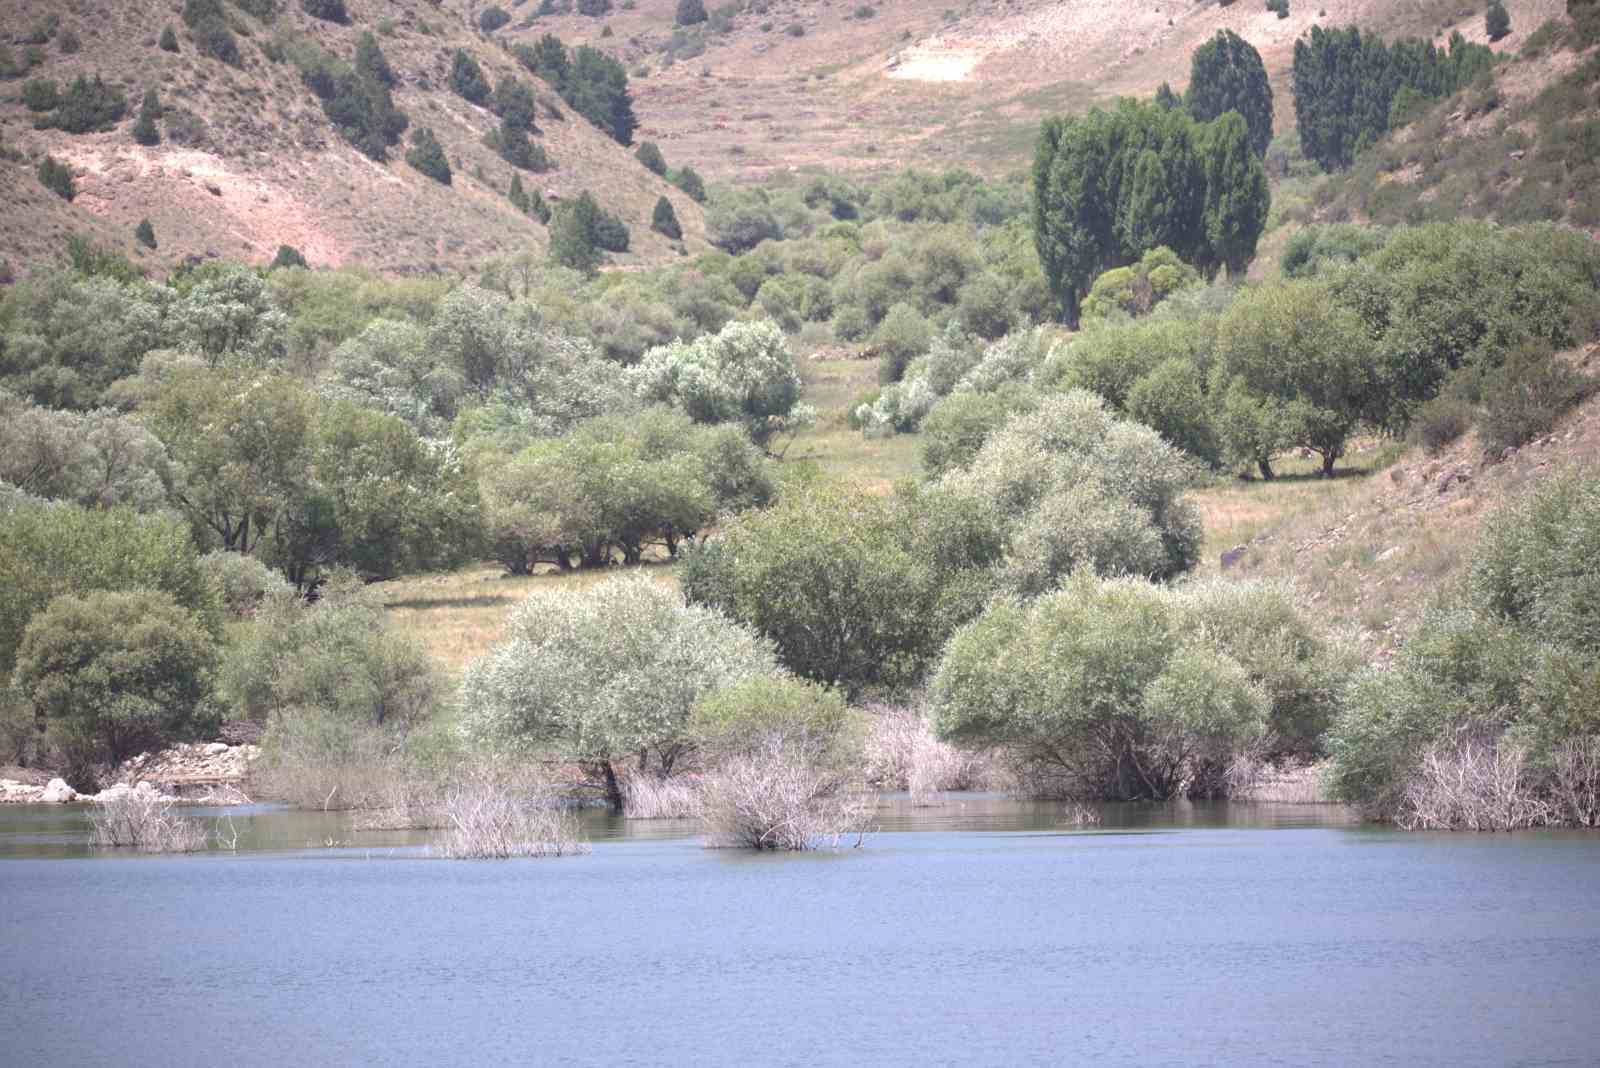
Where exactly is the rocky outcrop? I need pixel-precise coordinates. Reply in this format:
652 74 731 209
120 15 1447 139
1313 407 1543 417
0 742 260 804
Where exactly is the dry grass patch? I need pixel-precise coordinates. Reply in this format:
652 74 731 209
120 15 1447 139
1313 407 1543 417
379 562 680 673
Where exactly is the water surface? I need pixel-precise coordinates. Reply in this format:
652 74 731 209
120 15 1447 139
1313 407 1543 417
3 797 1596 1066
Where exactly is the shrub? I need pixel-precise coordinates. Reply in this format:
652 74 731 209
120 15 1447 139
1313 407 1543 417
22 78 58 112
301 0 349 23
435 771 587 858
159 26 180 52
699 735 871 849
578 0 613 14
592 207 630 252
1410 392 1474 452
198 550 292 618
932 573 1279 800
677 0 708 25
872 303 932 384
480 6 512 32
191 17 241 65
271 244 307 269
88 787 211 852
681 483 978 693
36 156 74 200
46 75 129 134
14 590 217 790
636 140 668 175
459 576 779 810
652 195 682 239
406 126 452 184
134 219 158 249
671 165 707 202
630 319 813 447
1330 471 1600 825
1476 342 1592 454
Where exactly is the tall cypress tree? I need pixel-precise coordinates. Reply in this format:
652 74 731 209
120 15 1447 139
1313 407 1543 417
1186 30 1274 157
1199 112 1270 277
651 195 682 239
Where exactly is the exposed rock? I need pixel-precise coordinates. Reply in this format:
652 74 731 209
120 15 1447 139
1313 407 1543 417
40 778 77 804
205 742 230 756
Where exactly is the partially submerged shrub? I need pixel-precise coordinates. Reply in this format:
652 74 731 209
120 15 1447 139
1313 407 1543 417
89 786 211 852
931 571 1342 800
435 772 587 858
459 575 778 810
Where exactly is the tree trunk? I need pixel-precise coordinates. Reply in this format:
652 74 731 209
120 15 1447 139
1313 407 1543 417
1321 451 1338 478
601 760 623 813
1257 458 1275 480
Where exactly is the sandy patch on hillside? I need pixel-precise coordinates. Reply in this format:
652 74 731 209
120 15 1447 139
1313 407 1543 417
888 47 983 82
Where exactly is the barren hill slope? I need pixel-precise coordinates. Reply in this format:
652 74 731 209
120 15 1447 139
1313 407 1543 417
516 0 1563 181
0 0 707 279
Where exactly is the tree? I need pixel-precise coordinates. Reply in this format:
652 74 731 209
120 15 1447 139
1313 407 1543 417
1212 279 1373 476
548 191 602 274
147 369 316 554
355 31 396 88
0 390 173 510
265 401 483 584
405 126 452 184
459 575 778 810
1198 111 1271 277
15 590 216 789
479 6 511 32
1033 100 1265 325
1081 246 1202 320
651 196 683 240
159 26 180 52
450 50 491 105
677 0 708 25
1486 1 1511 41
132 88 161 146
630 319 814 448
566 45 636 144
636 140 668 175
680 483 956 692
0 501 219 681
1186 29 1274 157
932 573 1271 800
508 172 529 213
1292 26 1495 171
517 35 571 92
492 77 539 132
134 218 157 248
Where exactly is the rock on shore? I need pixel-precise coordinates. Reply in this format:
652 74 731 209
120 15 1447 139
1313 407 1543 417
0 742 260 804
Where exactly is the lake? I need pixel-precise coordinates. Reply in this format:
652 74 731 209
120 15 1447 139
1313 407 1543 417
3 796 1598 1066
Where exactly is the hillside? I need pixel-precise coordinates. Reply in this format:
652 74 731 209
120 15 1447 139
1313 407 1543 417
0 0 1570 281
0 0 708 279
516 0 1564 181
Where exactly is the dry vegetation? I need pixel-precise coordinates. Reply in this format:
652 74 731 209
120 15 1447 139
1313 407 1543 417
88 788 211 852
1198 368 1600 654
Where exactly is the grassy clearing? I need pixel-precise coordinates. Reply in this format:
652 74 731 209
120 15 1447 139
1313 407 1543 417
787 355 924 488
380 561 680 674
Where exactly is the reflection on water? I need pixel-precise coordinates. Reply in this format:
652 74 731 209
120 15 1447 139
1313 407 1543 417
0 793 1363 857
4 794 1598 1067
